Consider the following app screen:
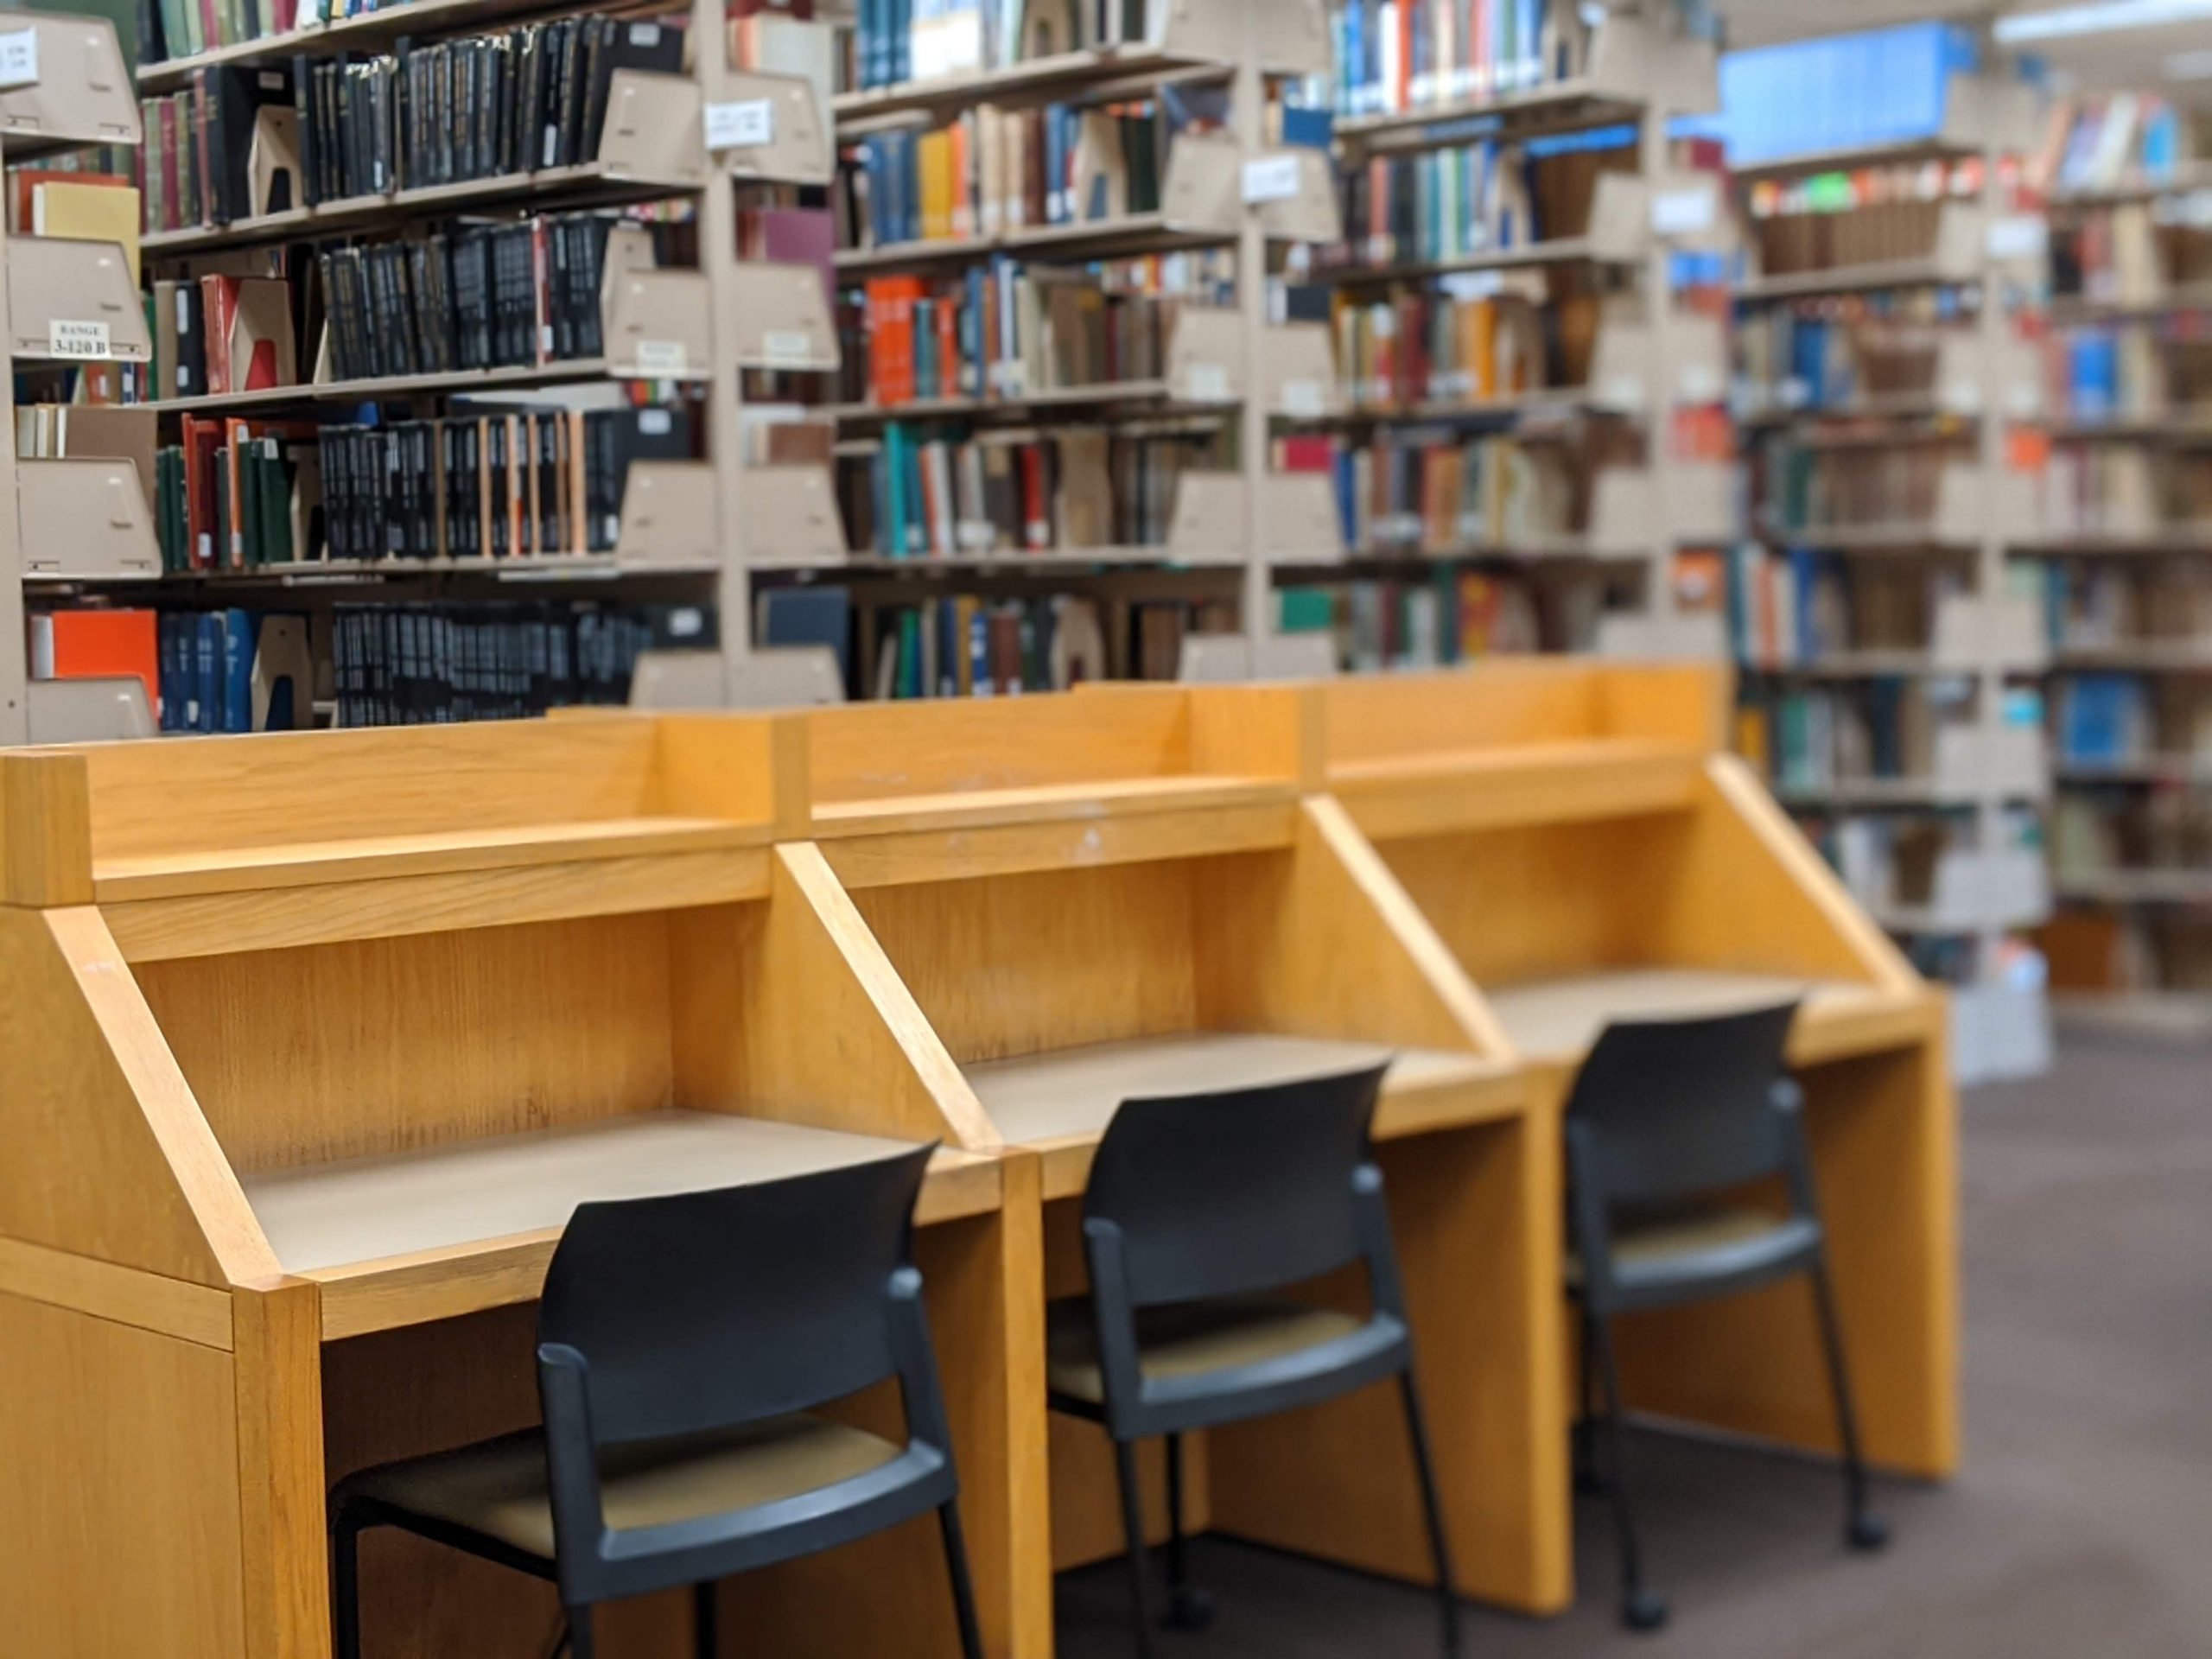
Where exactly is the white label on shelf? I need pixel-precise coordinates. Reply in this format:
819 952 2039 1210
1280 378 1326 418
760 327 813 366
1185 362 1231 403
1677 363 1723 404
1438 270 1504 302
1241 153 1302 205
1602 374 1646 410
1649 186 1715 237
1986 214 2049 260
957 518 995 551
632 339 688 375
704 99 775 152
2155 189 2212 230
1942 378 1981 416
48 319 111 359
0 29 38 91
666 605 704 639
639 408 673 436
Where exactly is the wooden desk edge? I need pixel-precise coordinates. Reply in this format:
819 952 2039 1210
1510 986 1944 1077
807 777 1302 840
304 1150 1008 1342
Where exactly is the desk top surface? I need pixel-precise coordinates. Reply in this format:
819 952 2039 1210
1484 968 1903 1063
245 1110 921 1277
965 1031 1505 1150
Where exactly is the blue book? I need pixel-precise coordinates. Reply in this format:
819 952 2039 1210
221 608 255 733
193 613 219 734
758 587 852 686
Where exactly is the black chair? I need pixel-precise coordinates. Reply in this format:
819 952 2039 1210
328 1145 983 1659
1564 1002 1887 1634
1048 1064 1459 1659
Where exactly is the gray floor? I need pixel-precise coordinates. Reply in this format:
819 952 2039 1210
1055 1038 2212 1659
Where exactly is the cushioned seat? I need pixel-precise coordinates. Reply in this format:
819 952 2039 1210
1567 1206 1821 1300
1046 1297 1368 1407
346 1412 905 1560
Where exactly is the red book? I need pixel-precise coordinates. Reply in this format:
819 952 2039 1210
33 610 158 709
1277 435 1335 474
180 416 225 571
158 98 180 232
1018 442 1049 550
199 275 238 395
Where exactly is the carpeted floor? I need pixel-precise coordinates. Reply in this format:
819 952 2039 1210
1054 1037 2212 1659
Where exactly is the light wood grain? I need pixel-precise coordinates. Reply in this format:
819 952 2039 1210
1 750 93 905
104 845 773 963
0 1233 233 1349
1330 740 1705 840
811 775 1297 839
671 846 998 1147
1184 683 1323 789
233 1280 332 1659
1484 968 1911 1063
0 1290 248 1657
805 692 1192 804
0 906 274 1286
138 913 679 1175
1317 662 1731 771
820 799 1300 889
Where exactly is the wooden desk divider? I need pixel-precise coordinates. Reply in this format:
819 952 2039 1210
794 685 1570 1617
0 717 1029 1659
1317 661 1960 1491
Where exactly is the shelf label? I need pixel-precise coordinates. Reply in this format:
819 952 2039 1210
1279 378 1326 418
1438 270 1504 302
760 327 814 366
1985 214 2048 261
1600 374 1646 410
1649 186 1716 237
632 339 688 375
1185 362 1231 403
0 29 38 91
704 99 775 151
1677 363 1723 404
1241 153 1303 206
48 319 111 359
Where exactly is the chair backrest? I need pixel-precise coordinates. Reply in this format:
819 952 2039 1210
537 1144 936 1446
1084 1065 1388 1308
1564 1003 1800 1208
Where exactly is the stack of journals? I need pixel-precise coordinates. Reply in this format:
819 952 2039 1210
851 265 1204 404
839 422 1227 557
1327 129 1634 270
1323 0 1597 119
1742 160 1980 276
1332 283 1570 409
2030 93 2210 196
837 92 1210 249
844 0 1150 94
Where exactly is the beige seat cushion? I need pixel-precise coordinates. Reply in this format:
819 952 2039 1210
1567 1206 1805 1288
1047 1298 1368 1407
347 1412 905 1559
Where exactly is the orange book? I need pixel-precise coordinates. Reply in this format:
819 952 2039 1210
949 115 974 239
32 608 157 708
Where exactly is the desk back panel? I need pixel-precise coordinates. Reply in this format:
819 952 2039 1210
136 912 680 1175
1320 662 1729 769
808 692 1195 804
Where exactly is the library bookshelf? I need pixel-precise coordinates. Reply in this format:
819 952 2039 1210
1726 59 2055 1082
787 682 1567 1615
1289 2 1736 666
9 0 854 740
770 0 1348 696
1315 659 1958 1486
2032 92 2212 1042
0 715 1047 1659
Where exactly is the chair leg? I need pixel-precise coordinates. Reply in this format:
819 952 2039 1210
1573 1306 1605 1496
1808 1255 1891 1553
564 1605 597 1659
329 1507 363 1659
693 1581 719 1659
1586 1309 1668 1634
1397 1369 1463 1658
1160 1431 1214 1630
1109 1436 1160 1659
936 1497 988 1659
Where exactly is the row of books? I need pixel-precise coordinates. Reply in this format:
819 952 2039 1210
2048 204 2191 309
1737 297 1974 416
1759 441 1974 536
154 421 313 572
837 94 1198 251
1758 679 1980 793
1812 813 2037 918
2044 910 2212 996
846 0 1145 93
1333 289 1559 409
2054 327 2180 423
1279 569 1580 664
861 594 1229 697
2047 567 2212 656
1326 136 1630 271
1743 162 1981 278
839 423 1226 557
1332 428 1635 551
2051 790 2212 883
330 601 697 724
2052 673 2212 768
1323 0 1592 120
320 212 626 382
1728 550 1978 667
2029 95 2209 197
143 0 306 65
851 268 1200 405
2040 447 2212 537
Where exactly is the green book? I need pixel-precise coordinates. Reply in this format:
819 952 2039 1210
896 608 924 698
256 440 290 565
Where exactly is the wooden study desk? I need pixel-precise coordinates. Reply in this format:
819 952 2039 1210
1318 663 1958 1501
793 687 1567 1619
0 719 1031 1659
